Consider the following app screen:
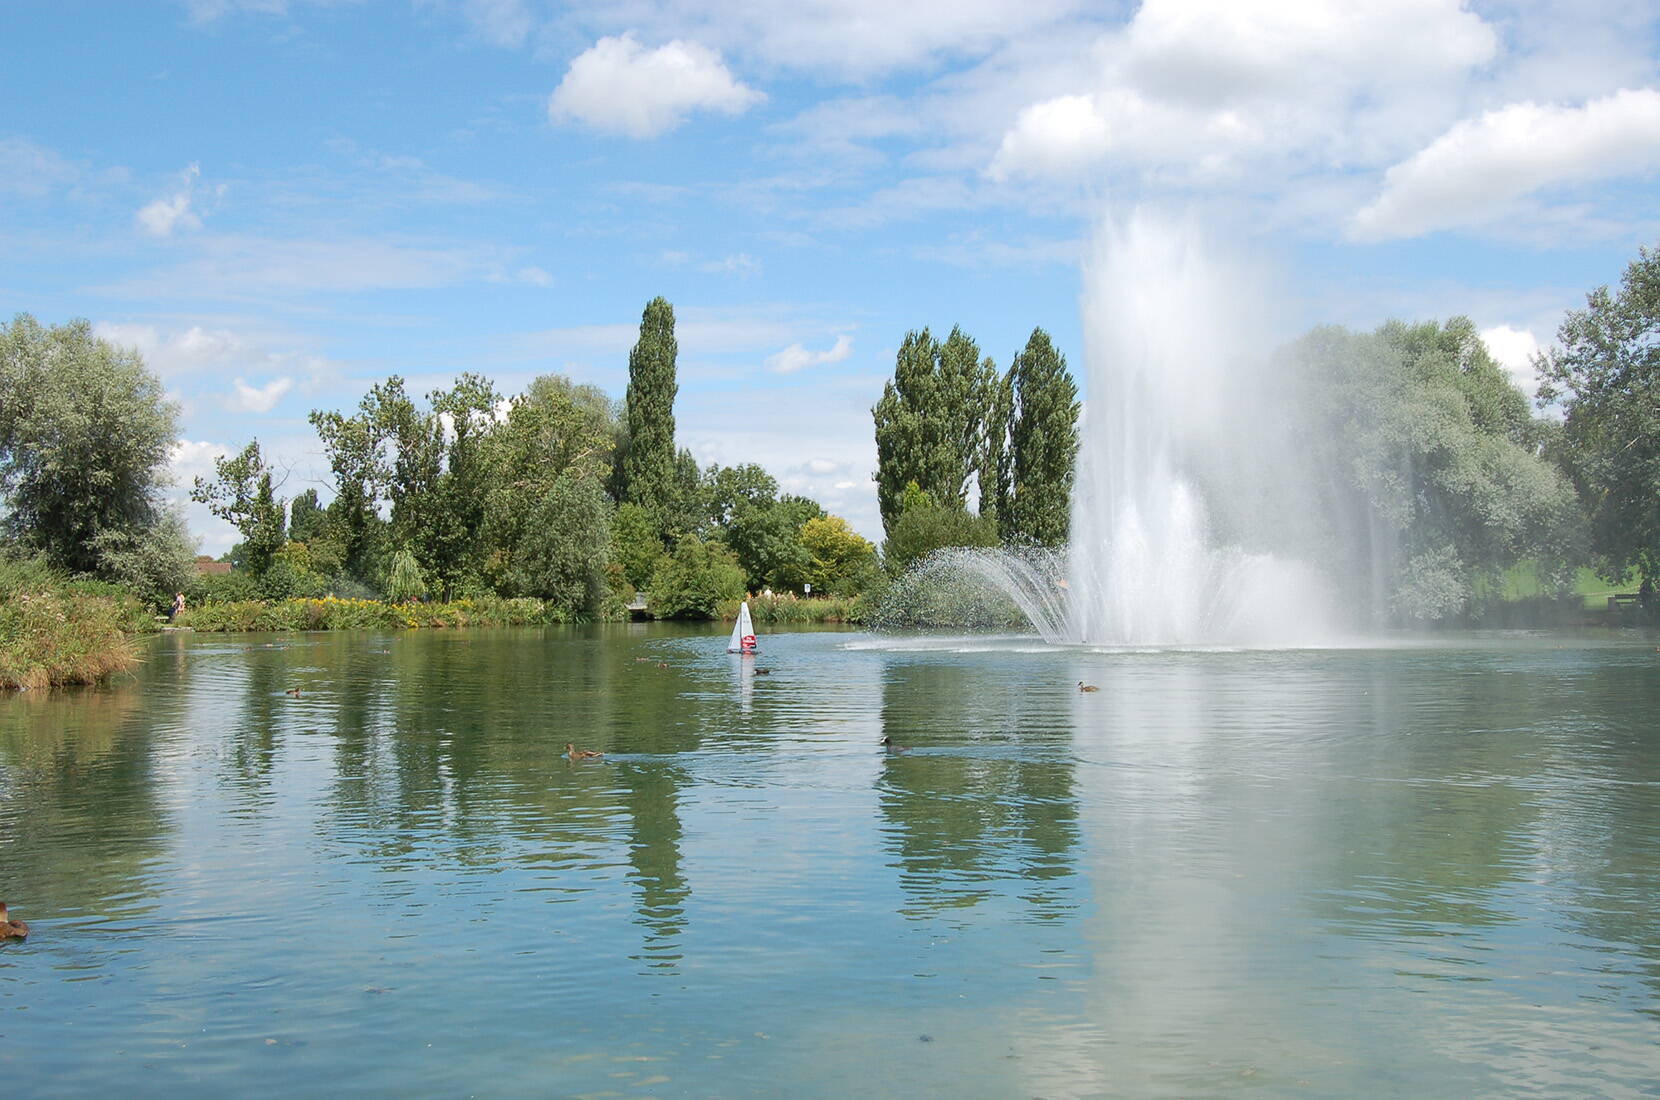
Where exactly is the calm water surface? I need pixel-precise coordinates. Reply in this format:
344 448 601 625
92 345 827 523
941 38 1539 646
2 625 1659 1096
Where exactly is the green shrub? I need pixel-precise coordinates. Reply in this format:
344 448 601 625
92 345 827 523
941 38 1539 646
648 537 745 620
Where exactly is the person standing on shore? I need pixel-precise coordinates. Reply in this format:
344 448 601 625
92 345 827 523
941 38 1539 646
169 592 185 622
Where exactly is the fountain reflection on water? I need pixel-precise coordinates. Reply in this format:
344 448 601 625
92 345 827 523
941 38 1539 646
937 209 1338 647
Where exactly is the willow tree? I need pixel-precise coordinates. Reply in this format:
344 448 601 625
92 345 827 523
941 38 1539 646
0 314 185 579
620 297 679 532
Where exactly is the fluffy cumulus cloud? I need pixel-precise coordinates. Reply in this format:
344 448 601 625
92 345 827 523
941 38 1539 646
988 0 1499 185
1352 89 1660 240
766 333 854 374
1481 323 1545 398
93 322 255 377
548 33 764 138
136 163 214 237
230 376 294 413
988 95 1109 182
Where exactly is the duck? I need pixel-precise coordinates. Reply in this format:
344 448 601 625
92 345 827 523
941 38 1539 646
565 743 604 761
0 903 29 940
753 668 771 676
880 736 908 753
1077 681 1099 693
285 687 303 697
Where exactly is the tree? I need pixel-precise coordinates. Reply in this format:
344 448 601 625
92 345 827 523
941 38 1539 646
385 546 429 604
308 403 386 582
881 482 1000 576
1537 243 1660 588
191 441 287 575
1003 328 1080 547
872 325 999 535
797 514 879 595
1287 317 1581 619
648 536 745 619
620 297 679 527
0 314 184 579
288 488 328 543
482 373 618 606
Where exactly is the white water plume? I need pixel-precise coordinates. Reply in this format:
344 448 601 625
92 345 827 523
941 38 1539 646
907 208 1340 647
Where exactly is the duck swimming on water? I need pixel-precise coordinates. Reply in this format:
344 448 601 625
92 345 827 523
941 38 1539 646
1077 681 1099 693
0 903 29 940
565 743 604 761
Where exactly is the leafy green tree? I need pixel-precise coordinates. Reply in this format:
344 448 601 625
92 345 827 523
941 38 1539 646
92 507 198 610
872 326 999 534
385 547 429 604
191 441 287 576
0 314 185 580
797 514 879 595
288 488 328 543
881 482 1000 576
1003 328 1080 547
498 473 613 617
481 373 618 606
620 297 679 526
649 536 745 619
308 403 386 582
1537 243 1660 588
1288 317 1581 619
612 502 667 590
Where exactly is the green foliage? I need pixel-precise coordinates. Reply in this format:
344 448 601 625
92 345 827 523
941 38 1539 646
1003 328 1080 547
288 489 327 543
620 297 679 526
1287 317 1582 620
648 537 745 620
0 555 143 689
178 594 558 632
0 314 182 579
796 514 879 596
612 501 668 590
1537 241 1660 587
881 483 1001 576
495 472 613 618
872 326 1000 534
308 403 386 581
191 441 286 575
385 547 429 604
91 508 198 611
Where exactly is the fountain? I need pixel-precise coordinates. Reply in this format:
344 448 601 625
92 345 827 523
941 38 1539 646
890 209 1339 647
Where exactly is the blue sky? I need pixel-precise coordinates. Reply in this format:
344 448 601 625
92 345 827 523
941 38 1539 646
4 0 1658 552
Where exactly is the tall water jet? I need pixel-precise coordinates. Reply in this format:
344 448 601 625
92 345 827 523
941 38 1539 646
1065 209 1335 645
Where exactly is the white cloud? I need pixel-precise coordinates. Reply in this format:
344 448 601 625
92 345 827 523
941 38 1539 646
548 33 764 138
767 334 854 374
987 0 1502 187
1352 89 1660 240
136 163 212 237
1481 324 1545 397
517 265 554 286
701 252 761 276
230 376 295 413
0 136 78 197
94 322 252 377
987 95 1108 181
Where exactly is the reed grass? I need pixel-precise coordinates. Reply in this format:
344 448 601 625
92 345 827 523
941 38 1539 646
0 576 142 690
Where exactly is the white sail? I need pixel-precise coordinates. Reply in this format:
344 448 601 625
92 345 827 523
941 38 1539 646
727 600 758 653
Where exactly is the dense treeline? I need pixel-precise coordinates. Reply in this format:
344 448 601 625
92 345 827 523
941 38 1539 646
191 298 879 621
4 236 1659 676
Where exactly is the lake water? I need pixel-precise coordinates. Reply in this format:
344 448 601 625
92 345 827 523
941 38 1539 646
3 625 1659 1096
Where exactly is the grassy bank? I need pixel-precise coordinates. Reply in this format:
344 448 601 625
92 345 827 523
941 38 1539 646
719 592 868 624
178 594 559 632
0 559 154 690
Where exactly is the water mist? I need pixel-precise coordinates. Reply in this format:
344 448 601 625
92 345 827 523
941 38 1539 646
921 209 1339 647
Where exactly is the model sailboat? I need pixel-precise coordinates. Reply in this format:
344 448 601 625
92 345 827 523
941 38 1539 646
727 600 758 654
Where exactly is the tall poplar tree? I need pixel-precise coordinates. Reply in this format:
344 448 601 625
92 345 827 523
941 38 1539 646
1004 328 1080 547
872 325 997 534
620 297 679 529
